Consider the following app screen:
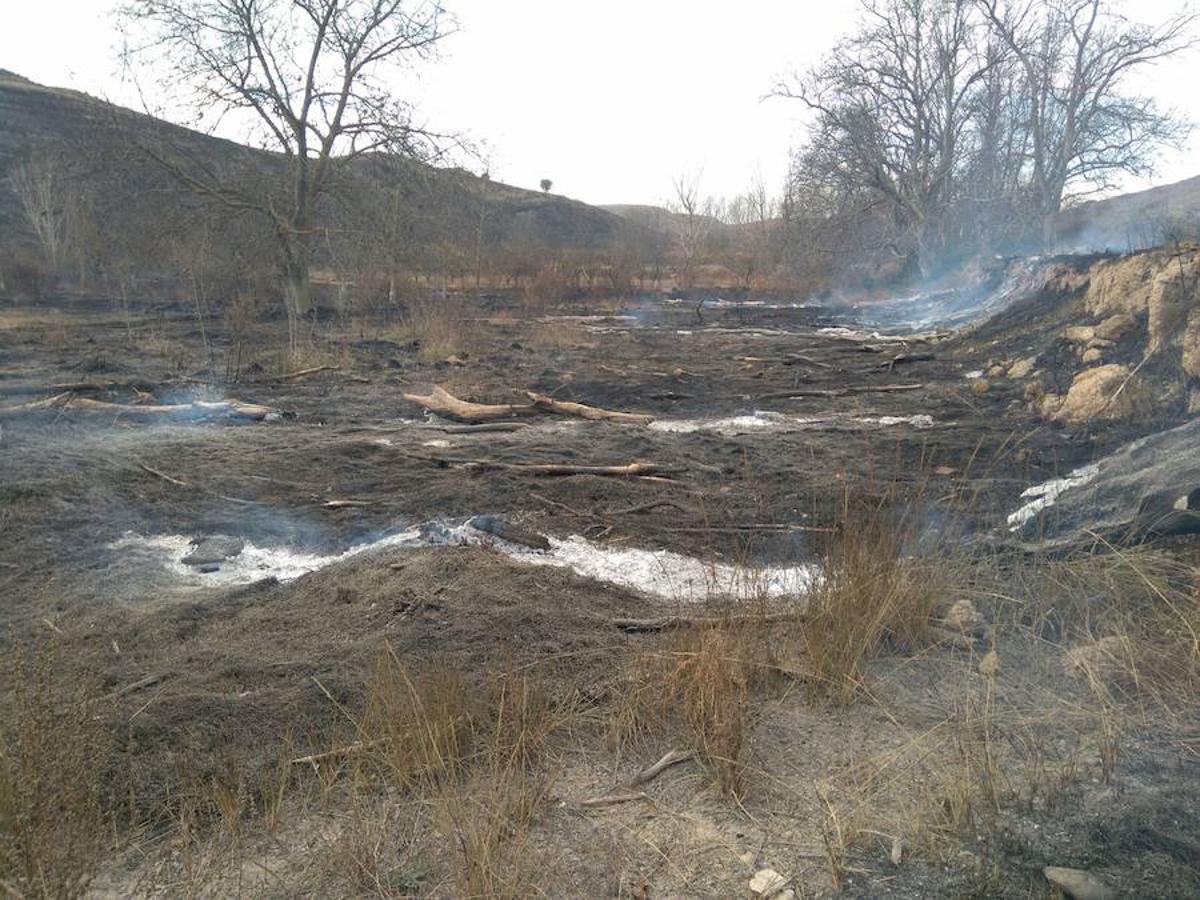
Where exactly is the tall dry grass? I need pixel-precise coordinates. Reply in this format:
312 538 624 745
0 647 111 899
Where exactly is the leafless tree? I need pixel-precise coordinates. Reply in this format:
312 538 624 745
776 0 994 276
668 172 720 290
977 0 1195 246
120 0 452 349
724 178 779 291
8 158 74 270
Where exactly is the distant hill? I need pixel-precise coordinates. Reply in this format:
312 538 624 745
1055 175 1200 252
0 70 642 275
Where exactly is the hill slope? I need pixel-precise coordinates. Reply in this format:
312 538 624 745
0 70 640 268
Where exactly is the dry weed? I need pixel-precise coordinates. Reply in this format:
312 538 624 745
0 646 111 899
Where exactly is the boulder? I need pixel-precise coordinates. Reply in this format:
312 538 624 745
1007 356 1038 379
1147 254 1200 354
1064 325 1096 344
182 535 245 566
1183 309 1200 378
1094 313 1137 342
1084 254 1161 318
1081 348 1104 364
749 868 789 897
969 378 991 396
1042 866 1115 900
1011 417 1200 546
987 363 1008 379
1051 365 1138 424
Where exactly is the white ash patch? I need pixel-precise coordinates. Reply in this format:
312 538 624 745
505 535 816 601
649 411 935 435
108 529 423 587
1007 463 1100 531
111 522 817 602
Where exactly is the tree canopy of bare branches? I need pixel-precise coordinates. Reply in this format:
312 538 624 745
120 0 452 346
777 0 1194 276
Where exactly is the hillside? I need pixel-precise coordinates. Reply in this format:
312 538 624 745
1056 174 1200 252
0 70 640 272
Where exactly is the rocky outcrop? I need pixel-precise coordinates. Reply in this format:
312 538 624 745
1041 364 1141 424
1012 417 1200 546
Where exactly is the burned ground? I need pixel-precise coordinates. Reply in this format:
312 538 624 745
1 283 1198 897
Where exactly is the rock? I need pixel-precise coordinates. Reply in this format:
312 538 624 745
468 515 552 551
1085 253 1161 318
1094 313 1137 342
1051 364 1138 424
1085 338 1115 350
1081 348 1104 364
182 536 245 566
986 364 1008 379
969 378 991 396
939 598 985 635
1147 254 1200 354
1183 310 1200 378
890 837 903 866
1007 356 1038 379
1043 866 1115 900
749 868 789 897
1064 324 1096 344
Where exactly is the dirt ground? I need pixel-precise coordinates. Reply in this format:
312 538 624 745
1 291 1197 897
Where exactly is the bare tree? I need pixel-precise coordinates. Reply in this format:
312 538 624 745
668 172 720 290
776 0 994 276
724 178 779 291
8 158 74 270
977 0 1194 246
120 0 451 349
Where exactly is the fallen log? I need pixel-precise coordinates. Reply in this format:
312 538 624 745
612 611 802 632
525 391 653 425
758 383 925 401
629 749 694 786
0 392 73 418
402 385 534 423
782 354 834 369
435 422 529 434
875 352 936 371
0 393 278 421
269 364 340 381
580 792 652 808
666 524 837 534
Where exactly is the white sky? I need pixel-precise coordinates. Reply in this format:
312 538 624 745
3 0 1198 206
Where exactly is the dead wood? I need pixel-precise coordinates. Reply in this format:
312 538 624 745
0 394 278 421
875 352 936 371
0 392 73 418
610 499 694 516
435 422 529 434
579 792 652 808
270 364 340 381
628 749 695 786
782 354 834 369
758 383 925 400
612 612 802 633
407 453 680 479
666 524 836 534
323 499 374 509
138 463 190 487
525 391 654 425
403 385 535 423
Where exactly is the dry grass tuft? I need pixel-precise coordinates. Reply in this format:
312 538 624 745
610 622 785 796
0 646 111 899
394 295 481 362
802 510 950 705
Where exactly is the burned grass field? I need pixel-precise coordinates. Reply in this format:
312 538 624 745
1 280 1199 898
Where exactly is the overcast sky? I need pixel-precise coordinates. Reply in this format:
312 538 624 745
3 0 1198 207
